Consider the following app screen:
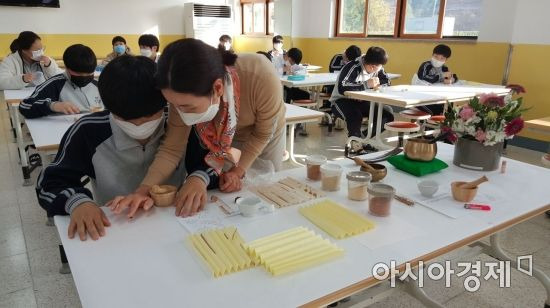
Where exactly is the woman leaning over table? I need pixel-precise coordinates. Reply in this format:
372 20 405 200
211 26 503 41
109 38 286 218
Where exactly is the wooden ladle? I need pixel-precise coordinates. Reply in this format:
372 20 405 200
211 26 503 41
460 175 489 189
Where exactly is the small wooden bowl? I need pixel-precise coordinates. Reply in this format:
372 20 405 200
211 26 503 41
149 185 177 207
360 163 387 182
451 181 478 202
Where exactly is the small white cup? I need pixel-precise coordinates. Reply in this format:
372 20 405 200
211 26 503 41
418 180 439 198
236 196 262 217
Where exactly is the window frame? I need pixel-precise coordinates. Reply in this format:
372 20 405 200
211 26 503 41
334 0 479 40
241 0 275 36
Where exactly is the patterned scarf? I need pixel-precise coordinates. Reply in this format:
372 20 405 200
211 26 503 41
194 66 240 175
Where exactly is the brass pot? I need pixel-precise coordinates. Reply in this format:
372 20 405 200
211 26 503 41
360 163 387 182
404 138 437 162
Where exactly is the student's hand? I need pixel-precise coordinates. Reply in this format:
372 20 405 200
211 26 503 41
367 77 380 89
39 55 51 66
51 102 81 114
220 166 244 193
175 177 207 217
68 202 111 241
22 73 34 83
107 185 154 219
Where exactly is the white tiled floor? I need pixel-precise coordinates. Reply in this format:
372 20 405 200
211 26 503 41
0 105 548 308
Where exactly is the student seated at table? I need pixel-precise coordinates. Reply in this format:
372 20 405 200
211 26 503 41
35 55 185 241
328 45 362 73
283 48 310 104
218 34 233 52
138 34 160 62
0 31 63 90
412 44 459 115
267 35 286 75
330 46 394 139
101 36 132 66
19 44 103 119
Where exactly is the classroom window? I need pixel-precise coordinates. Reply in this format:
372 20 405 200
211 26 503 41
335 0 480 39
241 0 274 35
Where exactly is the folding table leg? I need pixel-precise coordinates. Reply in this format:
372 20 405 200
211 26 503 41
58 245 71 274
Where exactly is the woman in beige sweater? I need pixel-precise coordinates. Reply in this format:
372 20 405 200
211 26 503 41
109 39 286 218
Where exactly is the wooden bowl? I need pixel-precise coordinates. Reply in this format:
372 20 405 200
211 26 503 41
360 163 387 182
149 185 177 207
404 138 437 162
451 181 478 202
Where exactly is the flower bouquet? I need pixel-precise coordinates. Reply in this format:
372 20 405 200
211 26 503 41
441 84 529 171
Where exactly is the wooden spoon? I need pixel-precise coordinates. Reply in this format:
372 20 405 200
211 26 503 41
353 157 376 172
460 176 488 189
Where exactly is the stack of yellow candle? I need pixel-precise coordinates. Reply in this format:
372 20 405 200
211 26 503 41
299 199 376 239
243 227 344 276
189 227 255 278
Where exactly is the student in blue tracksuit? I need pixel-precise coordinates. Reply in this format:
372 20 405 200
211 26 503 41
19 44 103 119
36 56 185 241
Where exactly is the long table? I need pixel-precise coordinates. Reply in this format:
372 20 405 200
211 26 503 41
3 88 36 185
280 72 401 88
54 143 550 308
345 84 511 149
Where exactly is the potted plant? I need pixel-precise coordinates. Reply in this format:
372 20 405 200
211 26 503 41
441 85 528 171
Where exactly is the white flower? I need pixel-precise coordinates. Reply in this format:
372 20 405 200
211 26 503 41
484 130 506 146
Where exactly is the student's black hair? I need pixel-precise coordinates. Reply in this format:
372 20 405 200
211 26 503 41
272 35 283 44
138 34 160 50
219 34 232 43
62 44 97 73
287 48 302 65
256 51 272 61
11 31 41 51
345 45 362 62
111 36 127 46
433 44 452 58
157 38 238 97
99 55 166 120
363 46 388 65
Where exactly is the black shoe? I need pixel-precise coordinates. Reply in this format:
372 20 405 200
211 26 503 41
362 144 378 153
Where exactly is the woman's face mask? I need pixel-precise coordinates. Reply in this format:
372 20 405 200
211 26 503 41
431 57 445 68
31 48 44 61
176 94 220 126
113 116 162 140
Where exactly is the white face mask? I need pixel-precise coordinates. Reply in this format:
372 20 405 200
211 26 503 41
31 49 44 61
176 95 220 126
140 48 153 58
284 60 291 66
274 43 283 52
223 42 231 51
113 116 162 140
431 57 445 68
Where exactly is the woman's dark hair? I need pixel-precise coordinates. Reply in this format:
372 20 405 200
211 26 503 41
157 39 238 96
219 34 232 43
11 31 41 52
63 44 97 73
256 51 272 61
287 48 302 64
433 44 452 58
345 45 362 62
363 46 388 65
111 36 126 46
272 35 283 44
99 55 166 120
138 34 160 50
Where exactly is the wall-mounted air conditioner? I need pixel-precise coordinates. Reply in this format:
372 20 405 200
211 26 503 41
184 3 233 48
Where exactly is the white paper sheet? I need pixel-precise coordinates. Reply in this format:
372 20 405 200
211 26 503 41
354 215 426 250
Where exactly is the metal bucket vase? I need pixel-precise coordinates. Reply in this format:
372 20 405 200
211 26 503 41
453 138 504 171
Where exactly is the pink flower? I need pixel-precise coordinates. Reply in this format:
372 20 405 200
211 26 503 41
505 118 524 136
475 129 487 142
459 105 476 120
506 84 526 94
480 93 505 108
441 126 457 143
